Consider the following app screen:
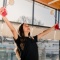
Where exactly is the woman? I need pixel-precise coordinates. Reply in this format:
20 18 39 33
0 7 58 60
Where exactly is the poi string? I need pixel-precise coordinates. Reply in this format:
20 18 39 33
30 27 33 36
54 30 56 40
54 23 59 40
1 0 7 45
31 0 35 36
1 0 14 45
50 9 58 40
54 23 57 40
54 21 57 40
1 23 4 42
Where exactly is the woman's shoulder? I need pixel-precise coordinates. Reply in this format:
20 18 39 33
13 35 21 43
30 35 38 42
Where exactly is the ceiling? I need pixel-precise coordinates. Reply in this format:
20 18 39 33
35 0 60 10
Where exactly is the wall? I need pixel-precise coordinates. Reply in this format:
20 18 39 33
0 21 60 40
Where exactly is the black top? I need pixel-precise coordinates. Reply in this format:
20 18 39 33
14 35 38 60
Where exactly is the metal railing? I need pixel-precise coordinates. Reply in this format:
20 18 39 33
0 36 59 60
0 48 59 60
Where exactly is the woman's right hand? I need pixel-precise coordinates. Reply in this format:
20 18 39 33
0 7 18 40
0 7 7 16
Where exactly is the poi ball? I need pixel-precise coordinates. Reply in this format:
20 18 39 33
9 0 14 5
2 8 7 16
55 24 59 30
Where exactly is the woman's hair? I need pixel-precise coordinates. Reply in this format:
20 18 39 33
18 23 30 37
15 48 21 60
16 49 21 60
14 43 21 60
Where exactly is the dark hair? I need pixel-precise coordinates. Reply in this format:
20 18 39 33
18 23 30 37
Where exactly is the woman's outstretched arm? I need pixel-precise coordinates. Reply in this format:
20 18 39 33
0 7 18 40
2 17 18 40
37 24 57 40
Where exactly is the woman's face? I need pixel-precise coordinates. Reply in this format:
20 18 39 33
23 23 30 33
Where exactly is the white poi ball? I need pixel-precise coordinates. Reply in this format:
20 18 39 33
9 0 14 5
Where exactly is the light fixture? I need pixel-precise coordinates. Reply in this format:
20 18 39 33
48 0 59 5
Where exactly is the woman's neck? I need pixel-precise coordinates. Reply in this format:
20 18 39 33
24 32 29 37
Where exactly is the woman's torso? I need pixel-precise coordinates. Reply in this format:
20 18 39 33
14 36 38 60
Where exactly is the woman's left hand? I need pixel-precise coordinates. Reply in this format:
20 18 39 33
54 23 59 30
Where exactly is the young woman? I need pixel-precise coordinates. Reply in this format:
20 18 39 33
0 7 58 60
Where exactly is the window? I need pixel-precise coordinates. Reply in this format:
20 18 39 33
59 11 60 28
34 2 55 27
1 0 55 27
6 0 32 24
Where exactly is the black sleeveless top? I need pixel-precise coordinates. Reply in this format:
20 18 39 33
14 35 38 60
